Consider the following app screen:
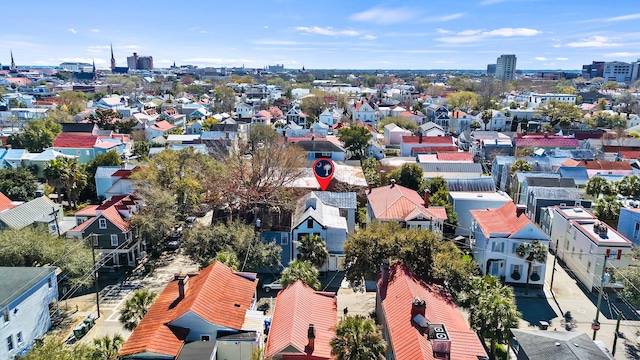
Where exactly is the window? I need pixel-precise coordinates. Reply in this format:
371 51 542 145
634 222 640 239
48 277 52 288
532 266 539 275
512 243 518 253
6 336 13 352
281 234 288 246
92 236 99 246
587 261 591 273
16 332 22 344
491 242 504 253
565 240 569 250
201 335 211 341
579 249 583 260
110 234 118 247
307 219 313 229
99 218 107 229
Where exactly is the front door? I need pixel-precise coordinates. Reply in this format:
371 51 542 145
490 261 500 276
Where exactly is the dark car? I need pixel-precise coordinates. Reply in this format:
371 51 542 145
164 240 180 251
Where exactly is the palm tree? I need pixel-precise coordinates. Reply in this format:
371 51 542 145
330 315 386 360
43 157 68 203
481 110 492 130
594 196 622 227
43 157 87 207
280 260 321 290
297 234 329 268
510 159 532 172
92 334 125 360
470 120 482 131
460 276 520 358
119 289 158 331
586 176 613 199
515 240 548 295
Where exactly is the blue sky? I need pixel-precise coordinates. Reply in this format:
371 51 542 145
2 0 639 70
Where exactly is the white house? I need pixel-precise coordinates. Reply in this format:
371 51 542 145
0 267 58 359
470 201 550 286
485 110 510 132
251 110 272 126
449 110 476 135
286 106 308 126
96 96 127 110
291 193 348 271
419 122 445 137
383 123 411 145
235 102 254 119
527 93 577 109
449 191 512 237
352 101 378 124
319 108 341 127
547 206 632 291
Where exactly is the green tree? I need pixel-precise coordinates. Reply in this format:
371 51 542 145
297 234 329 268
213 85 237 113
361 158 382 187
617 175 640 198
7 118 62 152
597 98 608 111
602 81 618 90
593 195 621 226
215 250 240 271
130 186 178 254
420 176 459 235
338 126 373 160
330 315 386 360
92 334 125 360
542 123 554 133
510 159 532 172
515 240 548 295
249 124 278 149
300 95 324 122
132 141 150 160
446 91 479 111
459 276 520 358
0 167 38 201
480 110 492 130
43 156 87 207
280 260 321 290
586 176 613 198
378 116 418 132
613 266 640 307
18 334 95 360
82 150 122 201
119 289 158 331
470 120 482 131
385 163 424 191
616 91 638 114
535 99 583 126
57 91 88 115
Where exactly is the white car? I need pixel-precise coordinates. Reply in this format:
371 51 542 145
262 279 283 292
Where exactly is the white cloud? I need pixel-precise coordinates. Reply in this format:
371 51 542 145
362 35 377 40
252 39 299 46
565 36 620 48
58 57 106 64
264 25 269 29
605 13 640 22
296 26 362 37
436 27 541 43
556 57 569 60
90 29 100 33
535 57 547 61
87 45 110 53
424 13 464 22
156 59 174 64
380 61 391 64
182 58 253 65
200 30 208 34
436 28 451 34
350 7 415 24
68 28 77 34
604 52 640 57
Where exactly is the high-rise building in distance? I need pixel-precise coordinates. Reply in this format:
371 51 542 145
126 52 154 70
495 54 516 81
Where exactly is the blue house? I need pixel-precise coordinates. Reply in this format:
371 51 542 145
0 267 58 359
617 207 640 245
558 166 589 187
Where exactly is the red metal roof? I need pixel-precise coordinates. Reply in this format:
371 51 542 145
402 136 454 144
411 146 459 154
514 137 579 148
0 192 15 212
265 281 336 360
367 184 447 221
53 133 98 148
151 120 175 131
436 152 473 162
378 263 487 360
119 262 258 358
573 160 633 170
619 151 640 160
469 201 531 238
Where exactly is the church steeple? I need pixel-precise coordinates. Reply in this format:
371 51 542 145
92 59 97 80
10 50 15 71
110 43 116 71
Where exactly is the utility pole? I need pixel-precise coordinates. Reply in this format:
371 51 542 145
612 310 622 356
92 234 101 318
593 254 607 340
550 238 559 292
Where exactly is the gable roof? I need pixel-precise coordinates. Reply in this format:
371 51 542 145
571 160 632 171
558 166 589 186
150 120 175 132
53 133 98 148
378 263 487 360
312 191 357 209
293 193 348 231
417 162 483 174
367 183 447 222
470 201 533 238
526 177 576 188
0 196 60 230
515 137 579 148
264 281 336 359
402 136 454 145
0 192 15 212
119 262 257 358
293 140 345 153
446 178 496 192
0 267 56 309
510 329 610 360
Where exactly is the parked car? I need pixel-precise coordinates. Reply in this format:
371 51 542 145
164 240 180 251
185 216 197 228
262 279 283 292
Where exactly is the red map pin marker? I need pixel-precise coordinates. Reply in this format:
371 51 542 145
313 159 335 191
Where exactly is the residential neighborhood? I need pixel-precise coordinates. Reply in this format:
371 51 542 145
2 2 640 360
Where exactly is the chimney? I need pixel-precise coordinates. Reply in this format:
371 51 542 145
544 131 549 138
368 183 373 194
178 275 189 299
418 132 423 143
515 204 526 217
380 259 390 287
307 324 316 353
423 189 430 208
390 179 396 188
411 296 426 318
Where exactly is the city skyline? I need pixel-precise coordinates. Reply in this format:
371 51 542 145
1 0 639 70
